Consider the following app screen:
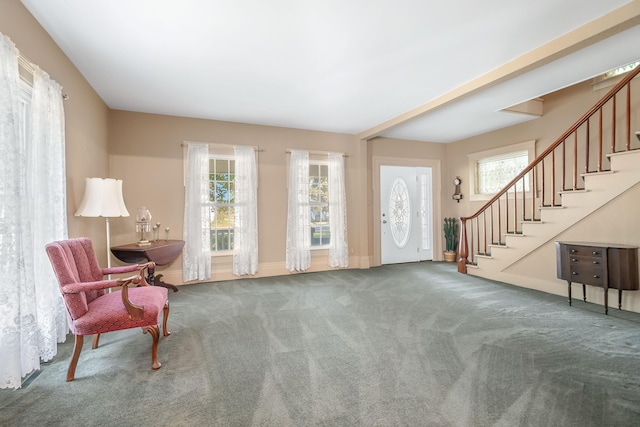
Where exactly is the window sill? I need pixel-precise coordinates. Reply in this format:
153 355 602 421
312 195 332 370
211 250 234 258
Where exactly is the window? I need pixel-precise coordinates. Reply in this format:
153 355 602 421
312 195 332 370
477 152 529 194
1 39 68 388
209 156 235 251
592 60 639 91
184 143 258 278
309 161 330 247
467 140 535 201
286 150 348 272
602 60 639 80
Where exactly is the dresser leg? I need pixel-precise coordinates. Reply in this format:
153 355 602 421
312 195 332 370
567 281 572 306
582 284 587 302
604 287 609 315
618 289 623 310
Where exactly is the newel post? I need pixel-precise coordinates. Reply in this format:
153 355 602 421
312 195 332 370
458 218 468 273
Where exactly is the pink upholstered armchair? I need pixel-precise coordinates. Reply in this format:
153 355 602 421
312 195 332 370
45 237 170 381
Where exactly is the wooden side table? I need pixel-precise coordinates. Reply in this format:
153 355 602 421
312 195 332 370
555 241 639 314
111 240 185 292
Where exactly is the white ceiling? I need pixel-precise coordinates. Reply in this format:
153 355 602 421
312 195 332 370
20 0 640 143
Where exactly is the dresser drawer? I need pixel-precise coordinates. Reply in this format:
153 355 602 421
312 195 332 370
569 256 603 266
566 245 605 259
569 265 605 286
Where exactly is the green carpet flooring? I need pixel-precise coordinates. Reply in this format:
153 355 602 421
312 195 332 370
2 262 640 426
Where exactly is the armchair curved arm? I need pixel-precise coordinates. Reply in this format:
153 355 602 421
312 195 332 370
61 279 120 294
102 264 140 276
62 275 147 320
102 261 155 277
137 262 156 287
118 275 146 320
139 261 155 270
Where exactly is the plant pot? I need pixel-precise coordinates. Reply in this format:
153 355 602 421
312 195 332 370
443 251 457 262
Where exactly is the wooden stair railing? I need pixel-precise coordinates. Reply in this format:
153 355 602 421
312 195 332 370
458 66 640 273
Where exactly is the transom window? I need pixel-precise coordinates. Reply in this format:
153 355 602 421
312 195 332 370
592 60 639 91
309 162 330 247
467 140 535 201
209 157 235 251
476 151 529 194
603 60 639 80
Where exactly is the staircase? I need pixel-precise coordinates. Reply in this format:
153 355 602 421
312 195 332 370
467 150 640 282
458 65 640 304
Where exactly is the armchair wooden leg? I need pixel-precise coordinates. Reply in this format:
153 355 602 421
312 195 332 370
67 335 84 382
92 333 101 349
163 301 171 337
142 325 161 370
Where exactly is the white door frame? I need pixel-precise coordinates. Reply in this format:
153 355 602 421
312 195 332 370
372 156 442 267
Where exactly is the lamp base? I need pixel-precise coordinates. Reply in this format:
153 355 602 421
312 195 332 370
136 240 151 246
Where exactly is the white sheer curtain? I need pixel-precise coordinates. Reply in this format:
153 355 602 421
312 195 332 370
286 150 310 272
183 143 211 281
328 153 349 267
233 145 258 275
0 33 68 389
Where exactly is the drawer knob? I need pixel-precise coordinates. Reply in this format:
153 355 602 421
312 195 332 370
570 249 577 253
593 275 599 278
592 251 599 255
593 261 599 264
571 258 578 262
572 271 578 275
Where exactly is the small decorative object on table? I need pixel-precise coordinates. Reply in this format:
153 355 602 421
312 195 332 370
135 207 152 246
165 227 170 241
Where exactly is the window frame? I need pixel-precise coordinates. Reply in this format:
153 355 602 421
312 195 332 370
467 140 535 202
208 153 236 256
309 159 330 250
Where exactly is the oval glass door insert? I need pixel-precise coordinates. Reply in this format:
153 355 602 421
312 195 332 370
389 177 411 248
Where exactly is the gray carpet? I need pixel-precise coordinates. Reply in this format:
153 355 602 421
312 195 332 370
2 262 640 426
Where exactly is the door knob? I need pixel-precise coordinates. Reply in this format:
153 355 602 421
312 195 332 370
382 220 387 224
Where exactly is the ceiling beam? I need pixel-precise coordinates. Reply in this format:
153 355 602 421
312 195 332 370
357 0 640 141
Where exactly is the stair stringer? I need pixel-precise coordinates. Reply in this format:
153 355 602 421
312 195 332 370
467 150 640 283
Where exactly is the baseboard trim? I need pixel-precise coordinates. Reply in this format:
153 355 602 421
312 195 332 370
163 254 371 286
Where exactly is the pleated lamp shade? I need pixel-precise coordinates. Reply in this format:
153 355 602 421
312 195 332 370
75 178 129 218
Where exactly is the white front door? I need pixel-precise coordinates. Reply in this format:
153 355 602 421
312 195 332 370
380 165 433 264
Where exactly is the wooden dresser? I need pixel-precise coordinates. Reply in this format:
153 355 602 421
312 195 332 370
555 241 639 314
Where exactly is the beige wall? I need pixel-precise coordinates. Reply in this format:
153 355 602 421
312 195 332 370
108 115 454 282
445 80 601 219
108 111 370 282
445 78 640 220
0 0 111 261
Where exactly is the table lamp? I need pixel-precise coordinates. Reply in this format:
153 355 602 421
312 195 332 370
74 177 129 269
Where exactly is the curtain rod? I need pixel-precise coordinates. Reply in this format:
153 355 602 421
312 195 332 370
286 149 348 158
18 53 69 100
180 142 263 152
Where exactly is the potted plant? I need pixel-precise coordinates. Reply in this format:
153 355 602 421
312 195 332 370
443 217 458 262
